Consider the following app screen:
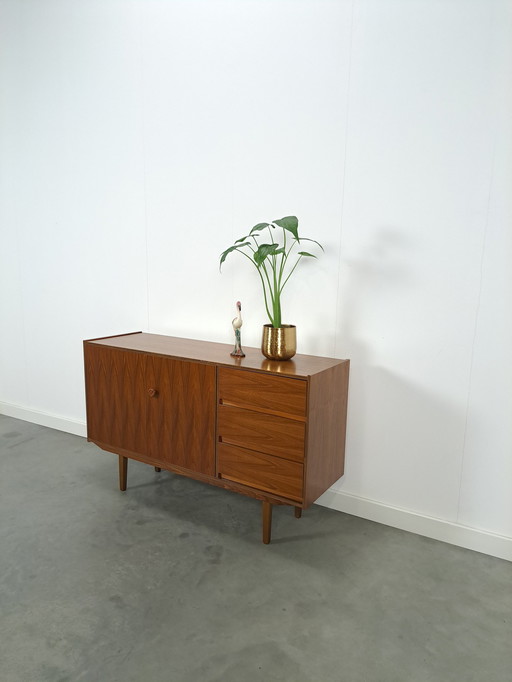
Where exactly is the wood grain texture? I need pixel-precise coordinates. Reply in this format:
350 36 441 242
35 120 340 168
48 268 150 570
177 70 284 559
218 443 304 502
86 332 347 378
304 361 350 507
84 344 147 456
84 342 216 476
218 367 307 419
146 355 215 475
217 405 305 462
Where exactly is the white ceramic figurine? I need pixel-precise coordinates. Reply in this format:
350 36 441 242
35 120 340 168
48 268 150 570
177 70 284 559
230 301 245 357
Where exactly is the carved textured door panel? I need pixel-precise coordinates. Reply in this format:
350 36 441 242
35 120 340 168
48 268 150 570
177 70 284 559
146 355 215 475
85 345 216 475
84 345 147 456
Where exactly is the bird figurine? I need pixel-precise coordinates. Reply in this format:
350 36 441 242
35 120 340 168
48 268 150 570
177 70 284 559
230 301 245 357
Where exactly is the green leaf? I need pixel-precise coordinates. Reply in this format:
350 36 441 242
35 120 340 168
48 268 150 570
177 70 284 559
298 236 324 251
250 222 270 234
297 251 317 258
219 242 250 270
273 216 299 239
235 235 250 244
253 243 281 267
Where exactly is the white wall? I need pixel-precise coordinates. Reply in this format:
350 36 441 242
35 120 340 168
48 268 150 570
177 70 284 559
1 0 510 560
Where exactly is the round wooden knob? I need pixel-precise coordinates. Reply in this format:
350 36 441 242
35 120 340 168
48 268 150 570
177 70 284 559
147 388 158 397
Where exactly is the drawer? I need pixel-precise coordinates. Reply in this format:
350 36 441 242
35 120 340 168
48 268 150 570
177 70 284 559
218 367 306 419
217 443 304 502
217 404 305 462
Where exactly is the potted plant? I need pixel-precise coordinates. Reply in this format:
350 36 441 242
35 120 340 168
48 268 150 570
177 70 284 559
219 216 323 360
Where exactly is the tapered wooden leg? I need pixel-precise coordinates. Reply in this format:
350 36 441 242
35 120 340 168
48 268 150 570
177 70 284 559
119 455 127 491
294 506 302 519
262 500 273 544
154 467 161 472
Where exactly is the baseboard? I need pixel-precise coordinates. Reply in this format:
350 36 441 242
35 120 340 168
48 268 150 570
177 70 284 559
1 403 510 561
316 489 512 562
0 402 87 438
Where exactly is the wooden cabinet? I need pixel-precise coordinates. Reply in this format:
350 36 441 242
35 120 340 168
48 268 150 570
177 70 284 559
84 332 349 543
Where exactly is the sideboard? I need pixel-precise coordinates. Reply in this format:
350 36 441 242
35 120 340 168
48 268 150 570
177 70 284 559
83 332 349 543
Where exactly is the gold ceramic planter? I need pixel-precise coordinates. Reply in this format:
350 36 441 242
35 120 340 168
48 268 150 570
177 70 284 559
261 324 297 361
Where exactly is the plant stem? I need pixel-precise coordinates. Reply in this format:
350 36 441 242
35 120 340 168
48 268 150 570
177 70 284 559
272 296 281 328
238 249 273 323
279 255 303 294
278 231 287 290
272 260 281 327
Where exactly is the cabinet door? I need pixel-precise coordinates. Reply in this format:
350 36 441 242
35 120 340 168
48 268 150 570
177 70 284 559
146 355 215 476
84 344 147 456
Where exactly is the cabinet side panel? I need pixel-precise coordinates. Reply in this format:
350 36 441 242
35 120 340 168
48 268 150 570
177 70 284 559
147 356 216 476
304 361 349 507
84 344 147 456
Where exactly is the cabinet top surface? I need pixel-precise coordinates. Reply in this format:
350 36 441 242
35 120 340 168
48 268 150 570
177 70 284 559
84 332 348 378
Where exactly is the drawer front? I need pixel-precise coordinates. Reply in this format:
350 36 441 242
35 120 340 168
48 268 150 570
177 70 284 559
217 405 305 462
218 367 307 419
218 443 304 502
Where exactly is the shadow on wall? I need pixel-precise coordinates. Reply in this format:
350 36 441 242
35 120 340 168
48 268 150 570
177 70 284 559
342 364 465 518
341 226 414 336
336 227 466 520
337 224 416 376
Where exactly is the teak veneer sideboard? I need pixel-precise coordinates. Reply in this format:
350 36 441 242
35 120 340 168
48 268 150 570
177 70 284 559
83 332 349 544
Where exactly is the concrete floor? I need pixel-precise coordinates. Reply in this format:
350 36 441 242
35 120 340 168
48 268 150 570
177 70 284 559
1 415 511 682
